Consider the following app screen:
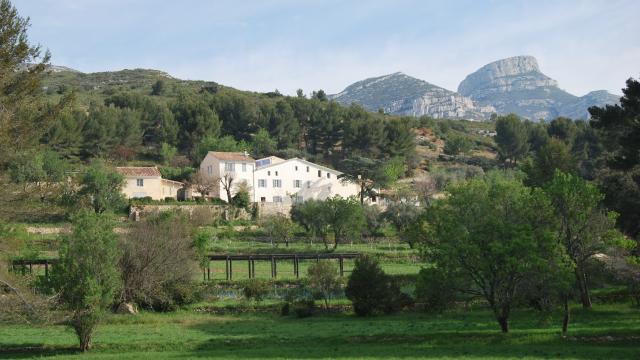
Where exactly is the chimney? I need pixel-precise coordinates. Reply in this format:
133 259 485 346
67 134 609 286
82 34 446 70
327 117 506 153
243 150 249 157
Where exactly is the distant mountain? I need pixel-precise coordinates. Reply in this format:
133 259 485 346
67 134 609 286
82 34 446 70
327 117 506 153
458 56 619 121
17 63 82 73
331 56 619 121
329 72 495 120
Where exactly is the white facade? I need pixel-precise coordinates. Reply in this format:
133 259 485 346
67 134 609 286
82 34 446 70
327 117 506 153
254 157 360 204
198 153 362 204
200 151 255 202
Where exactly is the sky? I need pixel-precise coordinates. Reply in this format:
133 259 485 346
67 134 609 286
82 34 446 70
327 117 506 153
13 0 640 96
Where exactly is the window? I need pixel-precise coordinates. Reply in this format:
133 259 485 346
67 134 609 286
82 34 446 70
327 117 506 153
327 172 331 179
275 171 278 176
295 166 298 171
293 195 303 204
294 180 302 188
225 162 235 172
242 163 247 172
136 179 144 187
318 170 321 177
258 179 267 188
307 181 311 188
273 179 282 188
207 165 212 175
268 171 271 176
273 196 283 203
306 166 309 172
260 197 266 202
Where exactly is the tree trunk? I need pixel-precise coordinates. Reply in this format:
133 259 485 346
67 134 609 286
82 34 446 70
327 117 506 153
497 316 509 333
575 267 592 308
561 295 570 337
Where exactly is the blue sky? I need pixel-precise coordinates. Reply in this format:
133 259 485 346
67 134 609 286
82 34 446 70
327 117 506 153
13 0 640 96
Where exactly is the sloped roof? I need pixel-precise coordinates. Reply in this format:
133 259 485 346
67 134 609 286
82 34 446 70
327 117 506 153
207 151 254 162
254 157 343 175
116 167 161 177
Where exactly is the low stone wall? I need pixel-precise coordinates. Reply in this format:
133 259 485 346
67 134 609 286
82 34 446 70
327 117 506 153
257 203 292 217
129 204 250 221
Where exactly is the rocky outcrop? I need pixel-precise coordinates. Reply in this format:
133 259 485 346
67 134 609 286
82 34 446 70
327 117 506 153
330 72 494 120
458 56 619 121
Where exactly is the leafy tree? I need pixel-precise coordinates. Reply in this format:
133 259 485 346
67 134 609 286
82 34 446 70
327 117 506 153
251 128 277 158
415 172 559 332
77 162 127 214
524 138 576 187
339 157 399 204
382 202 420 248
42 109 86 160
159 142 177 165
261 214 294 247
0 0 69 162
307 260 342 309
443 134 472 156
323 197 366 250
171 94 221 155
342 105 385 158
415 267 459 313
290 199 330 246
545 171 623 308
526 120 550 153
547 117 577 144
268 99 300 149
589 78 640 238
383 118 416 160
51 211 120 351
495 114 529 166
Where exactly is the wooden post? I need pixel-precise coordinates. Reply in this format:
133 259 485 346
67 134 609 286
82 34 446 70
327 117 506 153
225 258 229 281
270 256 275 278
207 262 211 281
339 256 344 277
248 257 252 279
44 261 49 279
251 259 255 278
229 258 233 281
294 255 299 279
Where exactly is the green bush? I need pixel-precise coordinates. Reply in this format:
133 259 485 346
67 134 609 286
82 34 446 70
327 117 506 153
243 279 271 302
345 255 400 316
415 267 457 312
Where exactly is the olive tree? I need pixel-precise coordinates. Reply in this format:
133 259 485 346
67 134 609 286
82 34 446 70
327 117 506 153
51 211 120 351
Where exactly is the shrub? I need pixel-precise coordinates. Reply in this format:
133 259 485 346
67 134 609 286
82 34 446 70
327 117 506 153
345 256 399 316
307 260 342 308
415 267 457 312
243 279 271 302
118 212 199 311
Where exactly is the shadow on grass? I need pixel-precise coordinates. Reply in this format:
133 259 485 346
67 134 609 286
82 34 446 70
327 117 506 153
0 345 79 359
179 312 640 359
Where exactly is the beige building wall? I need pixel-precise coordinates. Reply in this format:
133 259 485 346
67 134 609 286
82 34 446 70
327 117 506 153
121 176 164 200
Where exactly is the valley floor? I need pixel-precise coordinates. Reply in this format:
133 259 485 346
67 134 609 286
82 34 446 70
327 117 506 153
1 304 639 359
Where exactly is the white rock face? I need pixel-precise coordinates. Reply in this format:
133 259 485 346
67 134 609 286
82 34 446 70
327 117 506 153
331 72 494 120
458 55 617 121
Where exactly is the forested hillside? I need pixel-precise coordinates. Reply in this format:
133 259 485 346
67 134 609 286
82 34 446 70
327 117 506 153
39 68 416 175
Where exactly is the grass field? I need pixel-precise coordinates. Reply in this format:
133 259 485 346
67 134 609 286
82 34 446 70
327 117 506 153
1 304 638 359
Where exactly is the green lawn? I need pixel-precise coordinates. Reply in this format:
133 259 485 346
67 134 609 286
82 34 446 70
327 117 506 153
1 304 638 359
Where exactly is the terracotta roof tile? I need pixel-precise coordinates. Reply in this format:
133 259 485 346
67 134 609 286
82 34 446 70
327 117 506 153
116 167 162 177
208 151 254 162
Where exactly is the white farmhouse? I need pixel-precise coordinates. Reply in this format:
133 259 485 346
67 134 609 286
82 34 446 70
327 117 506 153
198 152 362 204
199 151 255 202
116 167 184 200
253 157 360 204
